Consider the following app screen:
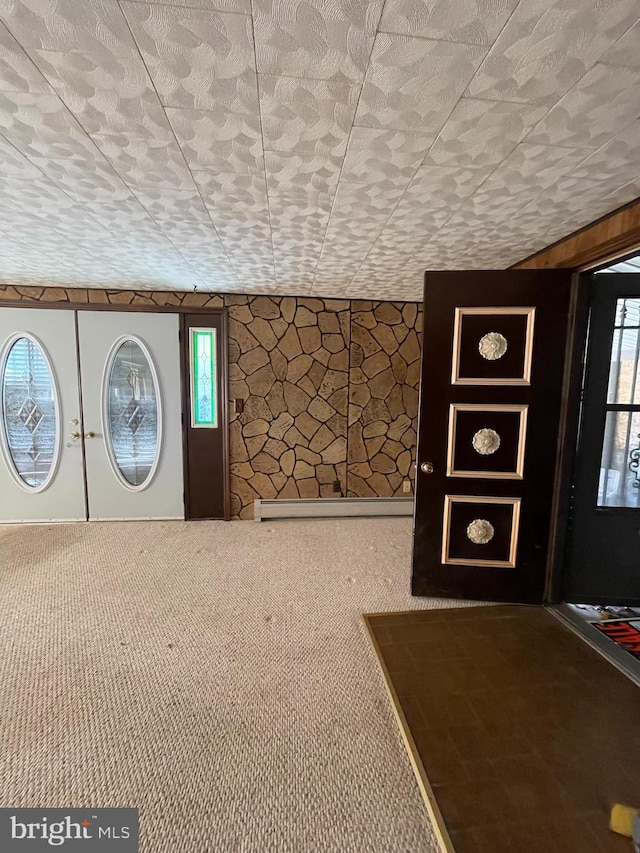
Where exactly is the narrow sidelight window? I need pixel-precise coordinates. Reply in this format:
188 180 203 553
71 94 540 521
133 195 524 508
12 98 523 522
189 328 218 428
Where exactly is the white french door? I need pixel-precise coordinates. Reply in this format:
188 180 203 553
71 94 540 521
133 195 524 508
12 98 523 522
0 308 86 522
0 307 184 522
78 311 183 520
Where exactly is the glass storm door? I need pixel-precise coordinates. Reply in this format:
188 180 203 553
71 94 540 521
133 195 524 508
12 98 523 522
0 308 86 522
77 311 184 520
412 270 573 603
565 274 640 604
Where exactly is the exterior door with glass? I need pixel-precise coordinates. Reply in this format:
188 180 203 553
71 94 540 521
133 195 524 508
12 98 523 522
0 308 86 522
565 274 640 604
77 311 184 521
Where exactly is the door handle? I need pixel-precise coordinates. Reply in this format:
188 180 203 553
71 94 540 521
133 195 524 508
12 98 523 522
69 432 81 440
84 431 96 439
420 462 434 474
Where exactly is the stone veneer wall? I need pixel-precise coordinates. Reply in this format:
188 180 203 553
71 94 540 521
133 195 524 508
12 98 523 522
0 284 223 308
0 285 422 520
227 295 423 519
347 301 422 499
227 295 351 519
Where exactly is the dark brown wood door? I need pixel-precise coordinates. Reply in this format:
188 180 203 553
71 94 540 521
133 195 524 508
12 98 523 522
412 270 573 603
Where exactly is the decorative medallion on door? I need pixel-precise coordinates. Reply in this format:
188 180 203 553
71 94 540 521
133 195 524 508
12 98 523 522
441 495 521 568
446 404 528 479
104 337 162 490
478 331 508 361
451 307 535 385
0 334 60 491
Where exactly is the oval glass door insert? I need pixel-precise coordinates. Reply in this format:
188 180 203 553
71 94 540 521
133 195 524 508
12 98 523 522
1 335 60 490
105 338 161 489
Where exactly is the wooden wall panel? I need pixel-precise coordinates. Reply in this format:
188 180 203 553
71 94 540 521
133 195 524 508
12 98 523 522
514 197 640 270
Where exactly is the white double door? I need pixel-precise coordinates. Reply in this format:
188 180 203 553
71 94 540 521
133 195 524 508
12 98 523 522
0 308 183 522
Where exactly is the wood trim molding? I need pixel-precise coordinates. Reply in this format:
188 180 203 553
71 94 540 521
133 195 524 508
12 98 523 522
220 308 231 522
513 196 640 270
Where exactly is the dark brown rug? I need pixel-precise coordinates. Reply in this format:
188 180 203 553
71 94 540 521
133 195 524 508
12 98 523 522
364 605 640 853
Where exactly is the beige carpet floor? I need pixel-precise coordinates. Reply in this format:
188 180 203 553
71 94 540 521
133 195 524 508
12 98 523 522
0 517 464 852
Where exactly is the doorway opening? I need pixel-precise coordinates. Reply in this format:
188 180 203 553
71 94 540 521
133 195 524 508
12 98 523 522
558 253 640 683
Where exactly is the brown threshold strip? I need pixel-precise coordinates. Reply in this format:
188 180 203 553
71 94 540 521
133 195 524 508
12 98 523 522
363 605 640 853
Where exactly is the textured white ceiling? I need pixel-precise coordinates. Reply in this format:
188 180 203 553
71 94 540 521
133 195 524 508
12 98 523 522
0 0 639 300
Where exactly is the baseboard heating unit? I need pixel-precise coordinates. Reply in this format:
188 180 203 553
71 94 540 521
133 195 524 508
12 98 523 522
254 497 414 521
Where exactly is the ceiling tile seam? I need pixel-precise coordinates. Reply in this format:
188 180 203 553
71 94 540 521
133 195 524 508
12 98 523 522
0 87 104 162
309 80 374 290
370 0 388 39
0 221 79 249
399 140 592 244
373 27 496 50
148 101 256 116
115 0 201 144
0 19 53 95
599 56 640 70
514 170 640 223
116 0 242 283
255 71 365 85
307 0 392 293
316 198 413 292
600 14 640 65
520 63 640 150
0 146 138 243
0 133 53 179
246 6 276 286
455 0 526 101
462 8 640 111
520 118 640 163
456 94 555 109
25 154 133 200
350 37 491 139
333 88 521 287
134 223 224 289
122 0 250 15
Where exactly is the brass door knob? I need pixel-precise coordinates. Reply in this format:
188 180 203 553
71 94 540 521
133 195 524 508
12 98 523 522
69 432 81 440
84 431 96 439
420 461 434 474
70 418 79 425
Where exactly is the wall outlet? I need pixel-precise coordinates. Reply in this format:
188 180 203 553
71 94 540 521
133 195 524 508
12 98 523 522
402 480 411 494
333 480 341 493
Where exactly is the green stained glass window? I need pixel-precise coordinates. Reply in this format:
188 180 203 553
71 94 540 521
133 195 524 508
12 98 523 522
190 328 218 428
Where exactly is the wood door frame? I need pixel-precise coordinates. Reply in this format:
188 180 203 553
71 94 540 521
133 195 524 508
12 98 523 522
544 273 590 602
512 198 640 601
545 267 640 603
0 298 231 523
